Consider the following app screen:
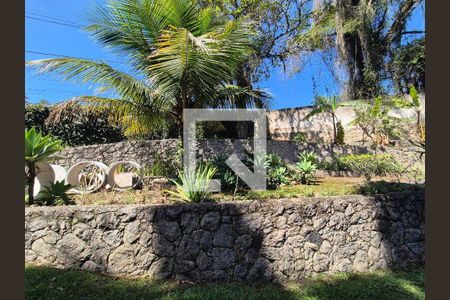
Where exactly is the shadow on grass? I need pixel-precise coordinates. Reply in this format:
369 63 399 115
358 181 425 195
25 264 424 300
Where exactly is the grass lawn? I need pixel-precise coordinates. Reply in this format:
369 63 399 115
25 264 424 300
69 176 424 206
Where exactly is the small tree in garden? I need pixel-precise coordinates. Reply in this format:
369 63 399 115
349 96 402 146
25 127 64 205
336 121 345 145
393 85 424 141
304 96 343 144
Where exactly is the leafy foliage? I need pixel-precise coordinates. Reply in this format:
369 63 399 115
167 163 218 203
26 0 268 137
393 85 424 141
211 156 239 193
304 96 343 144
391 37 425 94
294 153 317 185
35 180 74 206
243 151 289 190
338 154 404 181
143 146 183 179
292 0 424 100
25 127 64 165
266 154 289 189
292 132 306 143
25 103 125 147
349 96 403 145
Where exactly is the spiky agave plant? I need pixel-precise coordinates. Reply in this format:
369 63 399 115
35 180 73 206
25 127 64 205
167 163 217 202
295 157 317 185
26 0 269 138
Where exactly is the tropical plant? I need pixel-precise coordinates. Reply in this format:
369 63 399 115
167 163 217 202
304 96 343 144
292 0 424 100
35 180 73 206
298 151 318 164
292 132 306 143
26 0 269 138
211 155 239 193
338 154 403 181
243 151 288 189
295 157 317 185
25 127 64 205
391 37 425 94
348 96 402 146
393 85 424 141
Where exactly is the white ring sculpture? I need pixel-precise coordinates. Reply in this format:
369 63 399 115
31 161 143 195
66 161 109 194
107 161 143 191
33 162 55 197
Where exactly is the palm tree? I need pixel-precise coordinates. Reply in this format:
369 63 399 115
304 96 343 144
26 0 268 137
25 127 64 205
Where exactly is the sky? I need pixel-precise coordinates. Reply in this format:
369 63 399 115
25 0 425 110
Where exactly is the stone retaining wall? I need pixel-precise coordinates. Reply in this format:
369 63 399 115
54 139 418 170
25 191 424 282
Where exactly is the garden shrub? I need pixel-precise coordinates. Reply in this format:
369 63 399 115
25 103 125 146
244 152 289 190
211 155 240 193
338 154 404 181
292 132 306 143
294 152 317 184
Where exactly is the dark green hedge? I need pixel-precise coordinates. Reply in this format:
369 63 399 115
25 104 125 147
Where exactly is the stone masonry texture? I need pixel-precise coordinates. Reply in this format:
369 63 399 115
25 191 424 282
53 139 420 170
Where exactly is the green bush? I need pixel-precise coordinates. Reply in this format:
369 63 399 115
295 156 317 185
242 151 289 190
338 154 403 181
25 103 125 146
292 132 306 143
211 156 239 193
266 154 289 189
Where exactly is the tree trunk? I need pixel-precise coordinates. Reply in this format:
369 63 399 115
27 163 36 205
331 113 337 144
335 0 382 100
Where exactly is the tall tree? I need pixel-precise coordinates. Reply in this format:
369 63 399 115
26 0 268 137
293 0 424 100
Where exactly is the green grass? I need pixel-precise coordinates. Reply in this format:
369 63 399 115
25 264 424 300
64 177 423 206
